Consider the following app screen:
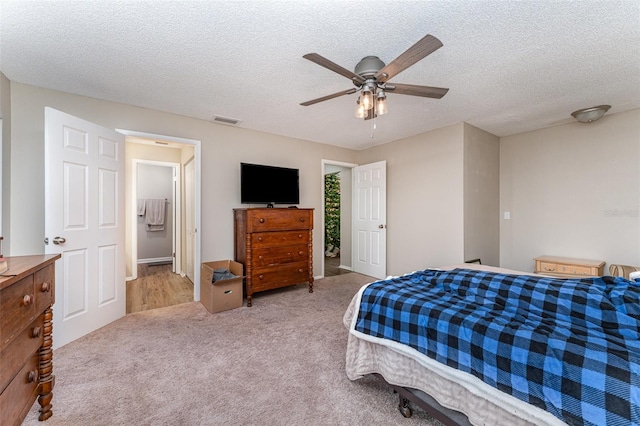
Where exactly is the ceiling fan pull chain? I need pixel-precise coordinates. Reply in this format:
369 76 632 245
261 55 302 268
371 116 376 138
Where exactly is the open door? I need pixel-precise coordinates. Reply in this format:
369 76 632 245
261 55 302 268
45 107 126 349
352 161 387 279
185 157 196 283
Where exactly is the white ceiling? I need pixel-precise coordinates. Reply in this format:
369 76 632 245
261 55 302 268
1 1 639 150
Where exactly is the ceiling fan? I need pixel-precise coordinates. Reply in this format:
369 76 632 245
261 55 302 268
300 34 449 120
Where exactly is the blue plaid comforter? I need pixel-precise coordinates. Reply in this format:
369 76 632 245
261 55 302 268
354 268 640 426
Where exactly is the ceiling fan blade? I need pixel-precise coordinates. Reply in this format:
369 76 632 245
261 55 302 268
386 83 449 99
303 53 365 84
375 35 443 83
300 88 357 106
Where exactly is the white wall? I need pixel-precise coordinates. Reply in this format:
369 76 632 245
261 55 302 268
355 124 465 275
0 72 11 247
500 109 640 272
464 123 500 266
6 82 358 281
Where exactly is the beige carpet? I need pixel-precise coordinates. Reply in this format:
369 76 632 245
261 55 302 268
23 273 441 425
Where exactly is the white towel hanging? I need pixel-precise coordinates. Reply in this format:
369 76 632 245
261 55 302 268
144 199 165 231
137 198 146 216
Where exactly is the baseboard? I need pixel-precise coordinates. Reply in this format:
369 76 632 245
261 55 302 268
338 265 352 271
314 274 324 280
138 257 173 265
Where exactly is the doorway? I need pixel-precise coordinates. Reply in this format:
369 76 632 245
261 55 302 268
321 160 357 277
122 131 201 312
127 159 193 313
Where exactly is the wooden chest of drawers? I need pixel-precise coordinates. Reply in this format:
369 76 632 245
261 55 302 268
234 208 314 306
0 254 60 425
534 255 605 278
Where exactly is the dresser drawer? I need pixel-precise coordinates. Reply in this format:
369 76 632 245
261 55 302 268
253 245 308 267
34 264 55 311
246 209 312 232
251 263 310 291
0 353 39 424
0 314 44 392
252 231 310 248
0 276 36 350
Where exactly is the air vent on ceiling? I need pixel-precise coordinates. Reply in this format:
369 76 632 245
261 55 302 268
211 115 241 126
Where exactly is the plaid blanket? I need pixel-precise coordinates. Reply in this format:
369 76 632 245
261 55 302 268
354 268 640 426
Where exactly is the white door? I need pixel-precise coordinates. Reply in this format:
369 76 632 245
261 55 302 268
45 107 125 349
185 158 196 283
352 161 387 279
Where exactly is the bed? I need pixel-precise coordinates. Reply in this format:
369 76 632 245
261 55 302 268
344 264 640 426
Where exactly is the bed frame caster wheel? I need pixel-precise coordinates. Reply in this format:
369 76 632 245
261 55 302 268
398 397 412 418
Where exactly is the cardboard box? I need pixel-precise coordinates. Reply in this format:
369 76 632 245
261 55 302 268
200 260 244 313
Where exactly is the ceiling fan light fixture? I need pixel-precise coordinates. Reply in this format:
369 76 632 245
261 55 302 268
571 105 611 123
361 87 374 110
376 91 388 115
355 97 366 119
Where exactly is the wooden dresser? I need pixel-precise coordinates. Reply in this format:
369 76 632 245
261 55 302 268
234 208 313 306
1 254 60 425
534 255 605 278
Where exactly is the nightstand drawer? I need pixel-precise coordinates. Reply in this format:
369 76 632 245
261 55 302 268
556 264 593 276
534 255 605 278
538 262 559 273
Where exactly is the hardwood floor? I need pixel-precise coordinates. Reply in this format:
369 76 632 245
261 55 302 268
126 263 194 314
324 254 351 277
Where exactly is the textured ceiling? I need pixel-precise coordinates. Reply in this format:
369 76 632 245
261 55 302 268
1 1 639 150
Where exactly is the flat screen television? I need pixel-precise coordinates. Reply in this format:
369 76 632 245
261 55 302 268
240 162 300 206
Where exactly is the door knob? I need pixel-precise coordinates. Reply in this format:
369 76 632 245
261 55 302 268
378 224 386 229
53 237 66 245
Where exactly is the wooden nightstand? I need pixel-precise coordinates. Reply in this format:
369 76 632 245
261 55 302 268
534 255 605 278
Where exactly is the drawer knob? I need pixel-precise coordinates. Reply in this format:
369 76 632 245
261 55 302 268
299 251 303 256
41 282 51 292
298 268 303 273
299 217 305 222
258 237 263 242
22 294 34 306
258 255 263 260
28 370 39 383
32 326 42 338
259 218 265 223
258 274 264 280
298 234 302 239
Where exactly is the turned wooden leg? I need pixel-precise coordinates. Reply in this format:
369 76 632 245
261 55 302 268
308 277 314 293
38 306 54 421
